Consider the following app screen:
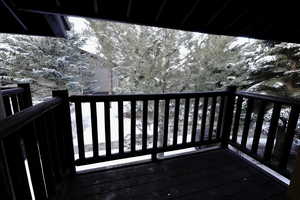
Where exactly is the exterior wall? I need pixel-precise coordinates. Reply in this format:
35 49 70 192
93 66 112 94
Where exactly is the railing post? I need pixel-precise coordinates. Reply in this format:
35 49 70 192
52 90 76 176
221 86 236 148
17 83 33 109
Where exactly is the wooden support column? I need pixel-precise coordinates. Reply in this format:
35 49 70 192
221 86 236 148
17 83 32 109
287 150 300 200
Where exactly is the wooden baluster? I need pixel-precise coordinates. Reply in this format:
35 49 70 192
2 96 12 116
251 100 267 154
3 134 32 199
173 99 180 146
279 106 299 170
131 100 136 152
104 101 111 157
152 100 159 161
241 98 254 148
163 99 170 148
0 140 15 199
22 122 48 199
264 103 282 162
0 93 15 199
90 101 99 158
182 98 190 144
208 97 217 141
118 100 124 154
17 83 32 110
75 102 85 160
231 96 243 142
11 95 19 113
142 100 148 151
49 110 63 181
216 96 225 140
200 97 208 142
36 115 57 197
191 97 200 143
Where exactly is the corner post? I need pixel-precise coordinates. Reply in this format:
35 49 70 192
52 90 76 176
221 86 236 149
17 83 33 108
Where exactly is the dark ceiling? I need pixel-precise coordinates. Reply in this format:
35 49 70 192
0 0 69 37
2 0 300 43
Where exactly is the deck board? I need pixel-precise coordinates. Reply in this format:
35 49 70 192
63 149 287 200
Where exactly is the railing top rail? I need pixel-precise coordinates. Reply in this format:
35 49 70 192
0 97 62 139
236 91 300 106
0 88 25 96
69 90 228 102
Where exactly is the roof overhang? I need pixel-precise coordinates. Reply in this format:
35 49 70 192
0 0 70 37
1 0 300 43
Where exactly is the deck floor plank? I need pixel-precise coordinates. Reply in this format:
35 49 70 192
64 149 287 200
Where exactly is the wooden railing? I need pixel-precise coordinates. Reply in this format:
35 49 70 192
69 91 228 165
1 84 32 116
1 84 299 200
0 87 74 200
228 91 300 178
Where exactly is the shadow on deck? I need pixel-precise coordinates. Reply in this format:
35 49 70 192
62 149 287 200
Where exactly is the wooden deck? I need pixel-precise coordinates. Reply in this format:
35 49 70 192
62 149 287 200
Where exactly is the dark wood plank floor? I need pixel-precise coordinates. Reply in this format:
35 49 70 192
63 149 287 200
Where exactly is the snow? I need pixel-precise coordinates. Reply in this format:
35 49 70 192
68 16 99 54
228 37 256 50
255 55 276 65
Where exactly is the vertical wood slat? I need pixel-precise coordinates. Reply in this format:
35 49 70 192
231 96 243 142
142 100 148 151
17 83 32 109
36 115 57 197
75 102 85 160
90 101 99 157
152 100 159 160
11 95 19 113
163 99 170 148
22 122 47 199
208 97 217 141
182 98 190 144
2 96 12 116
200 97 208 142
118 101 124 154
216 96 225 139
131 100 136 152
241 98 254 148
251 101 267 154
104 101 111 156
279 106 299 170
49 110 63 181
0 140 15 200
173 99 180 146
191 97 200 143
3 134 32 199
264 103 282 161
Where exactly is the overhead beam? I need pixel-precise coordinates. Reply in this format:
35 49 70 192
44 14 67 38
126 0 132 19
155 0 168 22
0 0 28 31
180 0 201 26
206 0 232 27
